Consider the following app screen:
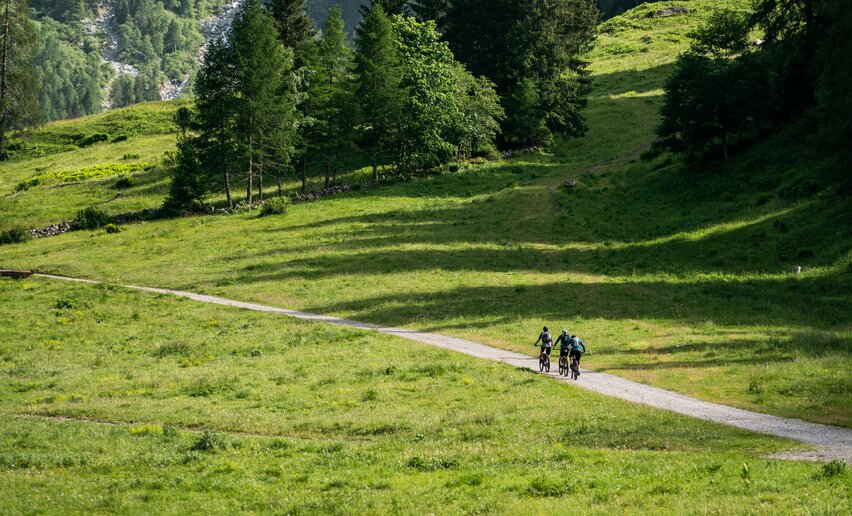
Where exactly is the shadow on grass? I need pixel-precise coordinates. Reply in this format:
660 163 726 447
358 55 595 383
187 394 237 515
287 273 852 332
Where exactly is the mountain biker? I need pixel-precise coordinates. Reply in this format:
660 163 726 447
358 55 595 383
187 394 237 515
569 335 587 375
533 326 553 359
555 329 572 361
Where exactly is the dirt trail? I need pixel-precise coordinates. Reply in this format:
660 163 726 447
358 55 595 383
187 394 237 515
33 273 852 462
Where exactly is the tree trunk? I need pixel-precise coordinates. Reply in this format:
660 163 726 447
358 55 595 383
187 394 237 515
372 148 378 183
332 162 338 187
0 0 11 161
246 126 254 204
300 156 307 194
324 156 330 190
277 173 282 197
258 161 264 201
224 155 233 208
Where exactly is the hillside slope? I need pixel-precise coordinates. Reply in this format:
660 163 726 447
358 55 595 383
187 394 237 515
2 0 850 427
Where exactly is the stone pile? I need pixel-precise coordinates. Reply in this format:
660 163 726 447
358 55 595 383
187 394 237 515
30 222 73 239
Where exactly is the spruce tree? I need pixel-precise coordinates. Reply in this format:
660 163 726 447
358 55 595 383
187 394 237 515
0 0 40 160
231 0 297 203
193 39 238 208
444 0 597 147
354 4 402 181
304 6 359 189
267 0 315 49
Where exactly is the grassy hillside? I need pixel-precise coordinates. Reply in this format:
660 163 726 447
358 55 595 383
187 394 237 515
1 0 850 432
1 277 849 513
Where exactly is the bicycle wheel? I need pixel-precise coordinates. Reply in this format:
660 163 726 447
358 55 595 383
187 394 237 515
559 361 565 376
545 357 550 373
539 357 544 372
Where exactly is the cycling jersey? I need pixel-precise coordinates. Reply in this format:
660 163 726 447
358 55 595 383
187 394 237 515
539 332 553 348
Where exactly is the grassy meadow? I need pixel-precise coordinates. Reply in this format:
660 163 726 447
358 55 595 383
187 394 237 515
1 277 850 513
2 0 849 428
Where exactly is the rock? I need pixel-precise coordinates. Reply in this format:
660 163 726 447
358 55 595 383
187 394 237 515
565 180 577 189
30 222 73 239
653 7 690 17
793 265 802 275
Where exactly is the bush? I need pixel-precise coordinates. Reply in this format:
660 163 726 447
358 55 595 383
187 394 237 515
113 176 133 189
122 153 141 160
14 177 42 192
0 227 32 245
76 133 110 147
111 135 129 143
104 224 122 234
74 207 110 230
259 197 291 217
190 431 227 452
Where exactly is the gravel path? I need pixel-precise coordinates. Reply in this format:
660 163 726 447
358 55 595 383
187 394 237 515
36 273 852 461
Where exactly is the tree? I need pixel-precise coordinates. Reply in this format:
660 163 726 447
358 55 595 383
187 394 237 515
815 0 852 145
410 0 448 24
657 11 773 160
267 0 315 49
443 0 598 147
192 39 238 208
448 63 504 159
303 6 359 189
230 0 298 203
354 4 402 181
0 0 40 160
391 15 459 171
360 0 410 18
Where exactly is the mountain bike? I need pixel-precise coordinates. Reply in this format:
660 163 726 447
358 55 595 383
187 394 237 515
570 353 580 380
558 353 569 376
539 350 551 372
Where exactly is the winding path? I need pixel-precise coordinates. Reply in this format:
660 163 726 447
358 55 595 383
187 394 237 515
35 273 852 461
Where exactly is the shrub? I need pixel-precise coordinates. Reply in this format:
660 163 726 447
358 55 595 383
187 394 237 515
821 459 847 478
76 133 110 147
14 177 41 192
74 207 110 230
104 224 122 234
122 153 141 160
259 197 291 217
111 135 129 143
113 176 133 189
0 227 32 245
190 431 227 452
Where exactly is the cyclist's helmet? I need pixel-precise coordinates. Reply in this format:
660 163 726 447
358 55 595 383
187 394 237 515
543 326 548 332
571 335 576 339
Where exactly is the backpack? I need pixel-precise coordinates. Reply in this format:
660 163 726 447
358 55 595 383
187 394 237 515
541 332 552 345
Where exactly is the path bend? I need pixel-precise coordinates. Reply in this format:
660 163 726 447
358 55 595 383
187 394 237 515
33 273 852 462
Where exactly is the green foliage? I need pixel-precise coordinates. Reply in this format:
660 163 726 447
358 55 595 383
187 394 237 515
259 196 292 216
104 223 123 234
821 459 847 478
302 6 360 188
658 10 774 159
0 226 32 245
267 0 316 48
73 206 110 230
354 4 402 181
1 0 41 160
444 0 598 147
49 162 151 184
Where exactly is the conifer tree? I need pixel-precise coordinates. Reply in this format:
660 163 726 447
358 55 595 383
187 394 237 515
304 6 359 189
230 0 298 203
444 0 597 147
354 4 402 181
0 0 40 160
267 0 315 49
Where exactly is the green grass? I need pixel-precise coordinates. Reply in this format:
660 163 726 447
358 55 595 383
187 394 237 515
0 0 850 431
1 277 849 513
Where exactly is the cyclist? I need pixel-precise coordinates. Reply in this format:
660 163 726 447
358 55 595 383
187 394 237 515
533 326 553 360
569 335 587 375
555 329 572 362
